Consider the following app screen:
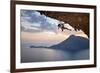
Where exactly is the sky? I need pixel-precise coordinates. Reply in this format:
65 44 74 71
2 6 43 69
20 9 88 45
21 10 60 33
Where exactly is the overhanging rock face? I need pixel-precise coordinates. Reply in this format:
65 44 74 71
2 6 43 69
39 11 89 37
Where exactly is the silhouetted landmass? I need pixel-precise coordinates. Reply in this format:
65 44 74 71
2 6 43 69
30 46 48 48
50 35 89 52
30 35 89 53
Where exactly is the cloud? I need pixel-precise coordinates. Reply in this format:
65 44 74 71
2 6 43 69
20 10 60 33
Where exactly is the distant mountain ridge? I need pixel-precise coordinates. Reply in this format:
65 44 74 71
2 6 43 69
50 35 89 52
30 35 89 52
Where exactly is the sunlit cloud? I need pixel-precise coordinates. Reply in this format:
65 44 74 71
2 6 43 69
20 10 60 33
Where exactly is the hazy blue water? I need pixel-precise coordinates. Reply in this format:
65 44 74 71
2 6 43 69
21 40 89 63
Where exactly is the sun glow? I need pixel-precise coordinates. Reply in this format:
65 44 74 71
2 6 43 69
21 31 69 42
